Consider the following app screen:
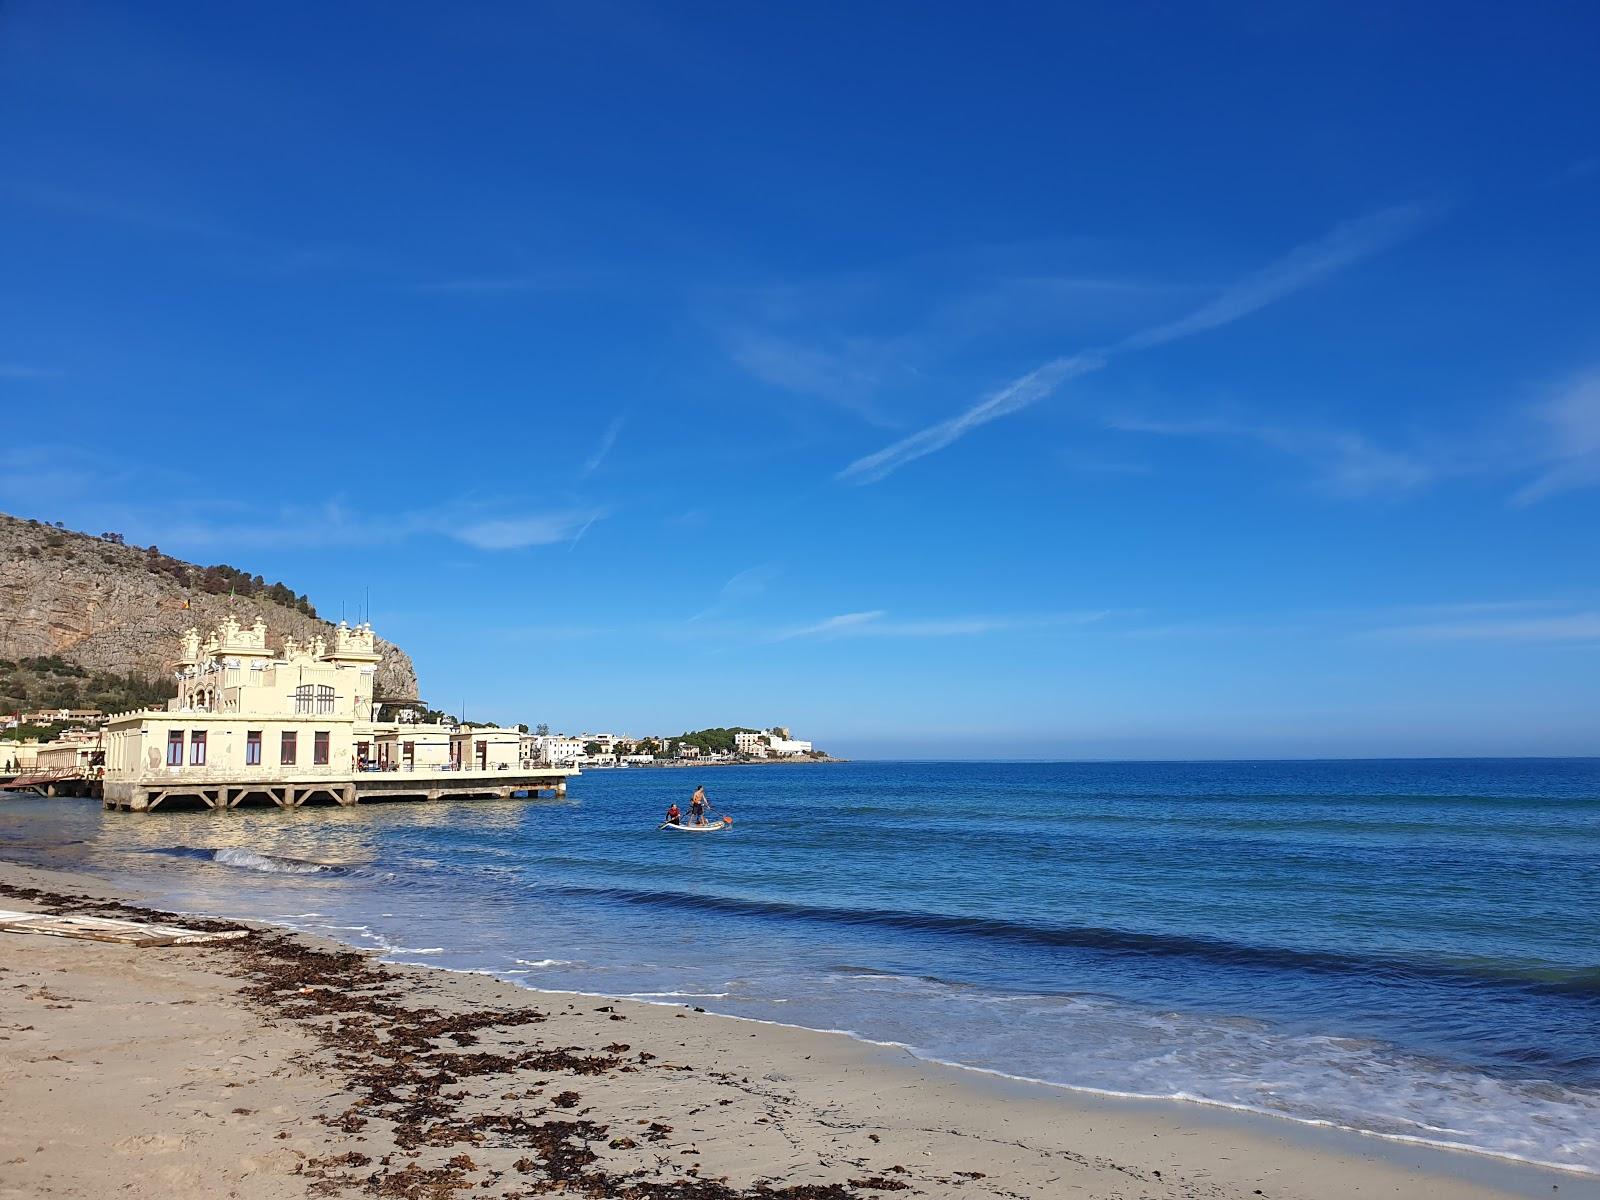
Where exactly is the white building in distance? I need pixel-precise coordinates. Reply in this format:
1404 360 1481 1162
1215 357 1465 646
733 729 814 758
528 735 586 767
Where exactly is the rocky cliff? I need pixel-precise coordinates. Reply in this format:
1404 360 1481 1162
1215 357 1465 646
0 512 420 708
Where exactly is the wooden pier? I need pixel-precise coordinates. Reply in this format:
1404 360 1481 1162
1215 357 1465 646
98 767 573 812
2 768 95 799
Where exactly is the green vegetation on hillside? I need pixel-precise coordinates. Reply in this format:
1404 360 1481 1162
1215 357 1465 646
671 727 760 756
139 545 319 617
0 655 175 717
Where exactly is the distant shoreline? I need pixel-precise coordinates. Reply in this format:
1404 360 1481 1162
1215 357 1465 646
581 756 848 770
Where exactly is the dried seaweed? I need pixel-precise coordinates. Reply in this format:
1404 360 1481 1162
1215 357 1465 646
0 881 893 1200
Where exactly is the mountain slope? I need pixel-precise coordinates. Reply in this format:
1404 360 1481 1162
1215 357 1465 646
0 513 419 712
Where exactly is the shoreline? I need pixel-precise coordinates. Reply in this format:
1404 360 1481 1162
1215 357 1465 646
585 757 849 769
1 858 1592 1199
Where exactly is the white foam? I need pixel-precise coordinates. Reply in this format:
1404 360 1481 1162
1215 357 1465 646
211 848 327 875
491 983 1600 1179
129 895 1600 1177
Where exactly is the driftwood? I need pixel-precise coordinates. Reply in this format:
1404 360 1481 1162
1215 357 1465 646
0 909 250 947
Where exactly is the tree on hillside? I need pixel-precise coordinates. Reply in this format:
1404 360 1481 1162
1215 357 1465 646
674 727 759 755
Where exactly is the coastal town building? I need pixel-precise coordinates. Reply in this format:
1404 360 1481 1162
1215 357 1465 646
529 735 586 767
95 617 571 811
731 728 815 758
1 739 43 774
15 708 105 725
3 724 104 782
34 739 100 774
734 731 768 757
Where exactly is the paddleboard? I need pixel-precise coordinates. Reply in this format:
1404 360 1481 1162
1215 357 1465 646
660 819 730 832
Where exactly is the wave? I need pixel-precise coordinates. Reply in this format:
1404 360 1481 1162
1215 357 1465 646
212 848 336 875
147 845 339 874
533 882 1600 999
145 845 397 879
489 974 1600 1177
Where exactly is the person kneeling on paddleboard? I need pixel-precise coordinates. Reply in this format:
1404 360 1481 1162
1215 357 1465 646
664 802 681 826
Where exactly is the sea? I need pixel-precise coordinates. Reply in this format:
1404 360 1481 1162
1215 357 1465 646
3 758 1598 1175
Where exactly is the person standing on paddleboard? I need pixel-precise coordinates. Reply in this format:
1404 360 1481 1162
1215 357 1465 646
689 785 709 826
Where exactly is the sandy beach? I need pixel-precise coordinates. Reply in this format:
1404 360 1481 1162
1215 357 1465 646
0 859 1586 1200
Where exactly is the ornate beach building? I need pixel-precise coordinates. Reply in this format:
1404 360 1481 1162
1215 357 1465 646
100 616 568 811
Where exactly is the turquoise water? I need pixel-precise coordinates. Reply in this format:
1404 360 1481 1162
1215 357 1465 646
3 758 1598 1173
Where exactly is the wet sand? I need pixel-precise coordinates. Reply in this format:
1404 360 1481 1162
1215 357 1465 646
0 859 1590 1200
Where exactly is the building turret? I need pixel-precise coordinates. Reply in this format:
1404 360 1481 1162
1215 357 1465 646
214 615 274 662
177 627 202 670
323 620 381 666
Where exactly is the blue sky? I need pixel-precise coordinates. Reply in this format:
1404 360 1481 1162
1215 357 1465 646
3 2 1598 758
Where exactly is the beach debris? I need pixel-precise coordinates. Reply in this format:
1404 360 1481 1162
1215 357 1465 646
0 908 249 947
0 879 905 1200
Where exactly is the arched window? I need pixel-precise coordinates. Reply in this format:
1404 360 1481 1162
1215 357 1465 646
317 684 335 714
293 684 315 714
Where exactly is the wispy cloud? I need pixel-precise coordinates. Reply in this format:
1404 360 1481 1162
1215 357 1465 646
457 509 607 551
580 414 627 479
773 611 888 641
1118 206 1429 352
1386 599 1565 619
1107 414 1433 497
1367 612 1600 643
724 330 904 427
1121 620 1306 639
1512 369 1600 504
4 181 236 240
715 249 1189 429
839 354 1106 484
565 511 602 552
66 495 609 555
839 205 1431 484
690 564 783 622
0 363 61 380
410 274 592 295
773 609 1110 641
